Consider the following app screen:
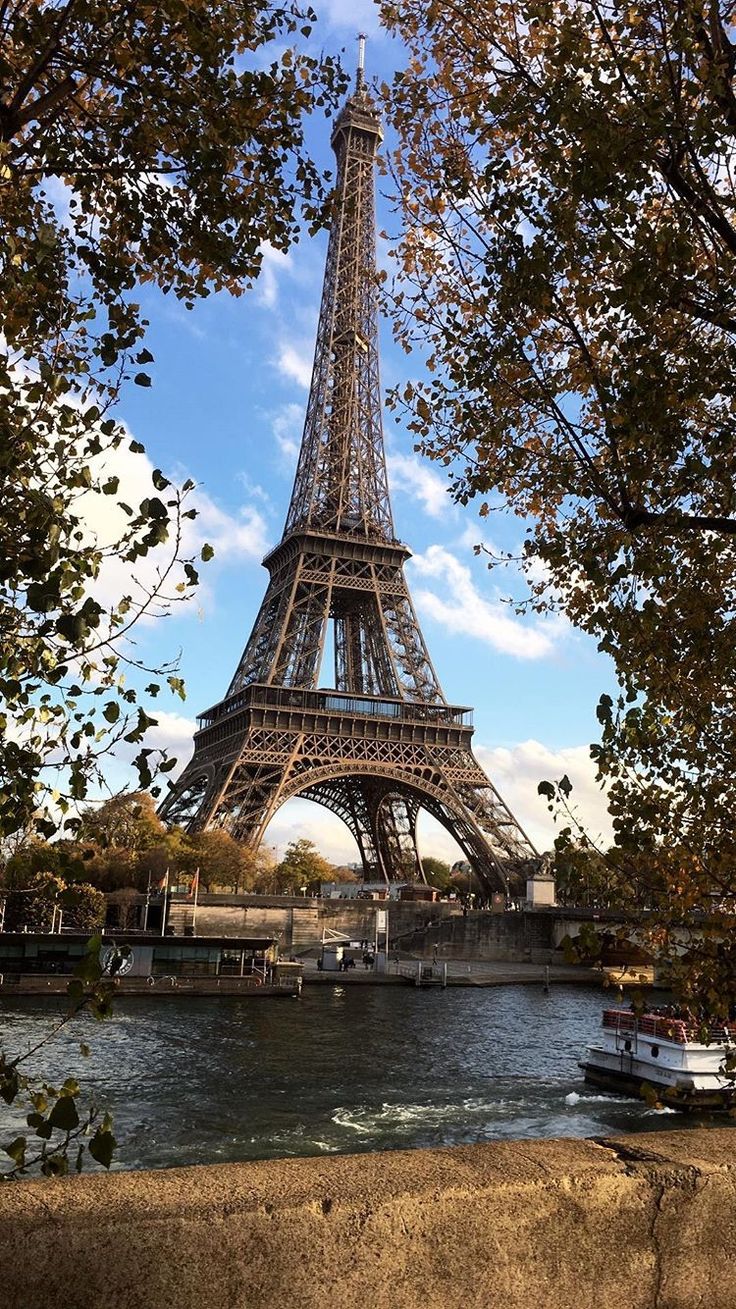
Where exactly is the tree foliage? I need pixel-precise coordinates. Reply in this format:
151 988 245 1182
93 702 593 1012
420 855 452 891
0 1 346 839
273 838 334 893
4 792 274 894
181 827 266 893
383 0 736 1017
2 847 106 929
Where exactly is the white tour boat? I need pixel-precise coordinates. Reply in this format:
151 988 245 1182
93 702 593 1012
581 1008 736 1109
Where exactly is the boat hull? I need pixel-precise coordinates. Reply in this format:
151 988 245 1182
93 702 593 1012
580 1059 736 1110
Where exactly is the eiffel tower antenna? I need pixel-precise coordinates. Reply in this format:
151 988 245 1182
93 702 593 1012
160 60 538 892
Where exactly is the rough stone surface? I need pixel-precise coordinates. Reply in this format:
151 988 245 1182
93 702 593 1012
1 1130 734 1308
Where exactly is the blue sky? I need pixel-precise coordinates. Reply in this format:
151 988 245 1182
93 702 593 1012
94 1 616 863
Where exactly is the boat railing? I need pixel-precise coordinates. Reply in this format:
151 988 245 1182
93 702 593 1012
603 1008 736 1045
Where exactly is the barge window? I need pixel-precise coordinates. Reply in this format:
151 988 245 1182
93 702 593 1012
651 1045 659 1058
152 945 219 976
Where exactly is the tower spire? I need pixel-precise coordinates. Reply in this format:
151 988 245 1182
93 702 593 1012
283 35 390 543
356 32 366 91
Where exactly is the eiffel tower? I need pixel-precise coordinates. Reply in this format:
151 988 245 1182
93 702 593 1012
160 42 538 893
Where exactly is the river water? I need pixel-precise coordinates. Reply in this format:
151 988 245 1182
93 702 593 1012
0 984 725 1172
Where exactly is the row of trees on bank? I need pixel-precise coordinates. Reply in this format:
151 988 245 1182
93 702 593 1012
0 792 481 925
0 794 360 926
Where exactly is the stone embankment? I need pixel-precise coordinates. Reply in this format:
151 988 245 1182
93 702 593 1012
2 1129 735 1308
302 958 603 987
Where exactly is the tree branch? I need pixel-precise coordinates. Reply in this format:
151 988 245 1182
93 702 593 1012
624 507 736 535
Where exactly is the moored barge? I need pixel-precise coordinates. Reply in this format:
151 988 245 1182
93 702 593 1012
0 933 302 998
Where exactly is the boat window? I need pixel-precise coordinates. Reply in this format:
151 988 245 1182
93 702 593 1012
651 1045 659 1058
624 1039 631 1052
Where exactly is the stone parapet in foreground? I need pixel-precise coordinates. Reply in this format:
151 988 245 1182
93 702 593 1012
2 1129 735 1308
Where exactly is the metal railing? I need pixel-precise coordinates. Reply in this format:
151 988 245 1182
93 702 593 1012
198 683 473 730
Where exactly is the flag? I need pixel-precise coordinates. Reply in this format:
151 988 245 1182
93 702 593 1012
157 868 169 893
188 870 199 901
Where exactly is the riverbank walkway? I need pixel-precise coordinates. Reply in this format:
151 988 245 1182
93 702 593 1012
301 958 605 988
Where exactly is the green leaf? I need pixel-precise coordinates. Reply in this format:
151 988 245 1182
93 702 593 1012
3 1137 26 1167
41 1154 69 1177
49 1094 80 1132
134 373 152 387
88 1123 116 1169
0 1065 20 1105
200 543 214 562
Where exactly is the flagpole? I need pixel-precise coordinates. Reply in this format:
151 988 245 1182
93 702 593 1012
192 867 200 936
143 868 152 932
160 868 169 937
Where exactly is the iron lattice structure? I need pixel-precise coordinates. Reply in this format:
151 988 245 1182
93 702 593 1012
160 61 538 893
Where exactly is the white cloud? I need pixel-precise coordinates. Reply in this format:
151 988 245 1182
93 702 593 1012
236 472 272 507
387 451 452 520
408 545 564 660
111 711 197 780
475 739 613 852
194 490 269 562
320 0 384 36
271 401 303 466
277 341 313 388
76 434 270 616
145 712 197 774
257 242 292 309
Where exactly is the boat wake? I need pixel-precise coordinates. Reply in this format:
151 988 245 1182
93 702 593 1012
564 1090 637 1107
332 1093 546 1136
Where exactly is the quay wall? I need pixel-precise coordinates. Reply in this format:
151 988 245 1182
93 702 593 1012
2 1129 735 1308
176 898 643 966
397 908 556 962
190 899 560 963
188 896 460 954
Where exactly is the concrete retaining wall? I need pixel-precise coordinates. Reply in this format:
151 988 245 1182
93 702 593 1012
399 908 557 962
191 898 458 953
2 1129 736 1308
